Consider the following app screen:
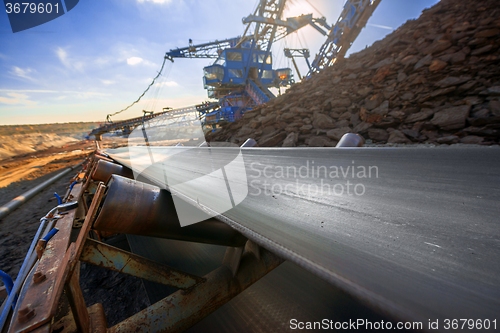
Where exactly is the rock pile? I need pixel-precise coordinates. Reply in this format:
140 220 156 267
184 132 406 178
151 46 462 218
207 0 500 146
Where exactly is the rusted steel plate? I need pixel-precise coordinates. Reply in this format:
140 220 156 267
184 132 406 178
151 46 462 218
88 303 107 333
70 183 106 270
10 183 103 333
29 324 50 333
9 207 77 332
50 300 106 333
109 248 283 333
80 238 204 289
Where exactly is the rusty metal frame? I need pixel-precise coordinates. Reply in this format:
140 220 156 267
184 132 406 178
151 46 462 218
80 238 205 290
8 182 105 332
9 183 84 332
5 154 284 333
108 245 283 333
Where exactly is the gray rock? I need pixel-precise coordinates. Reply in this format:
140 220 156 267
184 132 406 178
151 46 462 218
307 136 328 147
431 105 471 130
280 112 296 121
334 119 350 128
397 71 408 82
474 28 500 38
243 111 259 119
471 44 493 56
353 122 373 133
388 130 411 143
404 109 435 123
331 97 352 108
299 124 313 134
368 128 389 142
401 129 420 139
258 132 287 147
401 92 415 100
435 76 472 88
423 40 452 55
472 108 490 118
282 132 298 147
357 87 373 97
388 110 406 119
436 135 460 144
326 127 351 141
429 59 447 72
372 100 390 115
487 86 500 96
459 135 484 144
350 113 361 127
237 126 254 137
488 100 500 116
261 125 277 136
414 54 433 70
312 113 335 129
335 111 347 121
365 94 383 110
430 86 456 97
401 55 419 66
260 114 277 126
370 57 394 69
449 51 466 64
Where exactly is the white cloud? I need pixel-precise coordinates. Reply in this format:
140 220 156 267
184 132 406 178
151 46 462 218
56 47 69 66
127 56 144 65
0 89 106 95
9 66 36 81
137 0 172 4
101 80 116 85
56 47 85 72
94 56 114 67
158 81 179 87
0 92 36 106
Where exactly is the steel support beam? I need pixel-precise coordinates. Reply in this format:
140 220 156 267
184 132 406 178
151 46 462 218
109 248 283 333
80 238 205 290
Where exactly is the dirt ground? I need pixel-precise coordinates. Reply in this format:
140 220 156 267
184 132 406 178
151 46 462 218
0 137 149 328
0 140 94 277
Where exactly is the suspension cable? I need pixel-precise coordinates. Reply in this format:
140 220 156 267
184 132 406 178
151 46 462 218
107 55 170 120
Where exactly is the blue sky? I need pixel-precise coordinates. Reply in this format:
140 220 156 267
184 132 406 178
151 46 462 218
0 0 439 125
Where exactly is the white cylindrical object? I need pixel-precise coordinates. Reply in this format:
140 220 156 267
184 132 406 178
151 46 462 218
241 138 257 148
336 133 365 147
0 165 79 220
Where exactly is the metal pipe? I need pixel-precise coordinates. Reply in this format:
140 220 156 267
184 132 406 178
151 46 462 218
93 175 248 247
90 160 134 183
0 202 66 331
0 271 13 299
0 219 47 330
0 163 82 220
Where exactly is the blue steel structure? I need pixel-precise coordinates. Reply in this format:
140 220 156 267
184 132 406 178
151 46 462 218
165 0 333 127
165 0 381 127
308 0 382 76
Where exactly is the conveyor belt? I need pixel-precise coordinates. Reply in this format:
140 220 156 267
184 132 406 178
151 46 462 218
106 146 500 324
